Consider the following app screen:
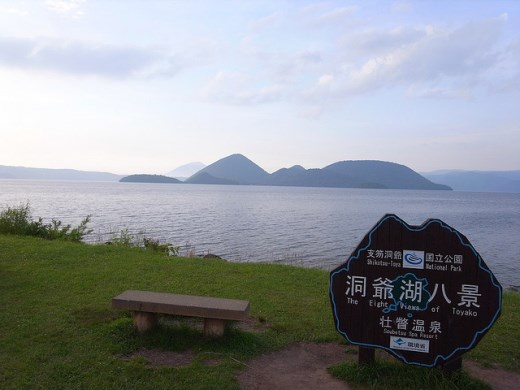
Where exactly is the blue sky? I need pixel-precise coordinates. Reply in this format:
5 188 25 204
1 0 519 174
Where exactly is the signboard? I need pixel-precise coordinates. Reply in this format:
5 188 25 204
329 214 502 367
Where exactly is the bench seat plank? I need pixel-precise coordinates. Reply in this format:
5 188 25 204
112 290 249 321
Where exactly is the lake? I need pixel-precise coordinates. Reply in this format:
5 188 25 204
1 180 519 289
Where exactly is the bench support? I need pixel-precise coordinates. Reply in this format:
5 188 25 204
132 312 225 337
132 311 157 333
204 318 226 337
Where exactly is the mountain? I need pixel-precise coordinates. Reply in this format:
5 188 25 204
0 165 122 181
324 160 451 190
422 170 520 193
185 154 270 185
266 165 385 188
119 174 181 184
187 172 239 185
166 162 206 181
0 156 454 191
185 154 451 190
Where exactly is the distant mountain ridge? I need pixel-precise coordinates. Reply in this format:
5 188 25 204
6 159 517 192
185 154 451 190
0 165 122 181
166 162 206 180
422 170 520 193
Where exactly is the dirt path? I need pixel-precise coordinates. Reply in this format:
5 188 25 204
125 342 520 389
237 342 350 390
464 360 520 390
237 342 520 390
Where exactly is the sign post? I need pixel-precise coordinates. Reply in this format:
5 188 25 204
329 214 502 368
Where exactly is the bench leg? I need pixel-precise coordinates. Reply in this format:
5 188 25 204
204 318 226 337
132 311 157 333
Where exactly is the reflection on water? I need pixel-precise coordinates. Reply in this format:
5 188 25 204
1 180 519 288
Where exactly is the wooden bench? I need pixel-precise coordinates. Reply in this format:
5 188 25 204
112 290 250 337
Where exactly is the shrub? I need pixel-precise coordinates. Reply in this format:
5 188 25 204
0 204 92 242
143 237 173 254
110 228 134 247
108 231 179 256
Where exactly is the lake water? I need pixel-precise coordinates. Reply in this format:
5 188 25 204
1 180 519 289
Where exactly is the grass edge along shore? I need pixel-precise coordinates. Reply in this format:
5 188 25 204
1 234 518 389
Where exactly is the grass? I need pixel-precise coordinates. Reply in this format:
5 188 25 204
328 360 491 389
468 290 520 370
1 234 518 389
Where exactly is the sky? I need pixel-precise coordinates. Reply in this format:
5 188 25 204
1 0 520 175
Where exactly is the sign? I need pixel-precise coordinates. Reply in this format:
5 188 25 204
329 214 502 367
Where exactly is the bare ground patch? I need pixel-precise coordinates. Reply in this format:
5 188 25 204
237 343 520 390
237 342 352 390
464 360 520 390
236 316 270 333
120 337 520 389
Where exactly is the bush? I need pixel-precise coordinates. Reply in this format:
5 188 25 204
107 230 179 256
143 238 180 255
0 204 92 242
110 228 134 247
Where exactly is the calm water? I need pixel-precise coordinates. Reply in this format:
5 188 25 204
1 180 519 289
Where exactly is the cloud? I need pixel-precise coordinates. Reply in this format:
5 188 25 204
310 15 509 99
319 6 358 24
488 36 520 93
391 1 412 14
299 3 359 28
45 0 86 18
248 11 283 33
0 5 29 16
203 13 516 108
317 74 334 87
297 50 322 65
406 84 472 100
202 45 326 106
202 71 286 105
340 27 426 58
0 36 184 78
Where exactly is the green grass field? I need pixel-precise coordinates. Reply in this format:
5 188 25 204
1 235 518 389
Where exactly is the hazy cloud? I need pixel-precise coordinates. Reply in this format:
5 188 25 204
0 36 183 78
311 15 509 99
489 37 520 93
298 50 322 65
319 6 358 24
406 84 472 100
340 27 426 58
299 3 359 28
248 11 283 33
45 0 86 18
202 45 326 105
202 71 286 105
202 13 515 108
0 5 29 16
391 1 413 14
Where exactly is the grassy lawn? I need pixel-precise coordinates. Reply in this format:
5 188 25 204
1 235 518 389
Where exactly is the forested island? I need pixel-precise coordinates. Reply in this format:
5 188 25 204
119 174 181 184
